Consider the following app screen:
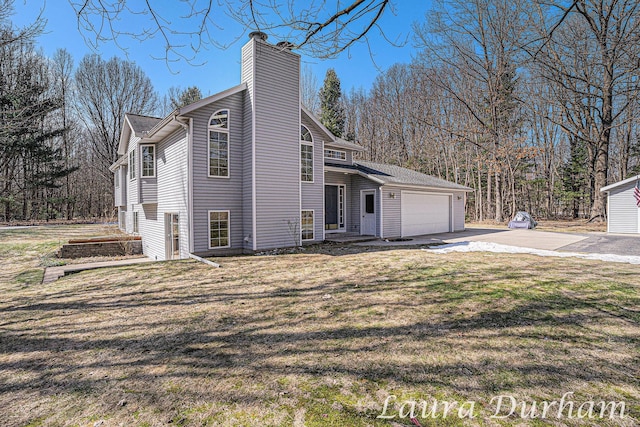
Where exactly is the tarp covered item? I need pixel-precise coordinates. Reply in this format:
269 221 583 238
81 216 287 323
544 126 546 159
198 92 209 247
508 211 537 229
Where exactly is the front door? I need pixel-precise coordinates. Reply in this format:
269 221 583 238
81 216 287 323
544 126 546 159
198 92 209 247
361 190 376 235
165 213 180 260
325 185 345 231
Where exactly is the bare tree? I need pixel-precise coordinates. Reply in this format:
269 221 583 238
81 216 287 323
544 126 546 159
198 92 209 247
74 54 158 180
300 65 320 114
529 0 640 220
69 0 396 64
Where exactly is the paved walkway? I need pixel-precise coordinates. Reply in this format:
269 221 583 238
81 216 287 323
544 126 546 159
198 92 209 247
356 227 589 251
43 257 154 284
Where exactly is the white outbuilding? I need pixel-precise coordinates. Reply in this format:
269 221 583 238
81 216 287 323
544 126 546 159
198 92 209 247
601 175 640 233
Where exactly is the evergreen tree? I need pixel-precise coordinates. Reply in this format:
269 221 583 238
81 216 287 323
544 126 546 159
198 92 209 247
319 68 345 138
170 86 203 109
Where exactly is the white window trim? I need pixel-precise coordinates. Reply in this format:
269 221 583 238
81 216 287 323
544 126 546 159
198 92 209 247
325 183 346 232
301 209 315 241
301 142 314 183
140 144 156 178
324 149 347 161
208 109 230 179
129 149 136 180
208 210 231 249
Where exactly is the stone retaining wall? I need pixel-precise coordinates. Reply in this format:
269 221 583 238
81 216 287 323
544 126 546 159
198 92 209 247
59 240 143 258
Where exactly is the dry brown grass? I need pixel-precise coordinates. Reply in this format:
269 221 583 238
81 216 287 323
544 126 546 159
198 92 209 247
468 219 607 233
0 225 638 426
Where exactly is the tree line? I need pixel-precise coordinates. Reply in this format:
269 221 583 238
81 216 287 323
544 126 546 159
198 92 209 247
314 0 640 222
0 1 202 222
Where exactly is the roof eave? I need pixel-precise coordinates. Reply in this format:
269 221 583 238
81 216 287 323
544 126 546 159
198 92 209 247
600 174 640 192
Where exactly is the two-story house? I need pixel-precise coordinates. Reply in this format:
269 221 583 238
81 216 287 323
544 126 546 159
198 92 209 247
110 32 472 260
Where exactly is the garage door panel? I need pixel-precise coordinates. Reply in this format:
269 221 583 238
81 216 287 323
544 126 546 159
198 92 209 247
401 192 450 236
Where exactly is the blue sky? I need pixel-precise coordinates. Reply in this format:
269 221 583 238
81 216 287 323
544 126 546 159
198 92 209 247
11 1 432 99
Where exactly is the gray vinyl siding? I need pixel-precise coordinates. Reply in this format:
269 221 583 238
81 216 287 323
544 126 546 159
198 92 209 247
350 176 381 236
381 186 467 237
114 167 126 207
126 138 139 205
184 91 246 254
140 204 163 260
381 186 400 238
301 128 324 242
453 191 465 231
607 184 639 233
324 171 352 232
252 40 301 249
153 129 190 260
241 42 255 251
140 177 157 204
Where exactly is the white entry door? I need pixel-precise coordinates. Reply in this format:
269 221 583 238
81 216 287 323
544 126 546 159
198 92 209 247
361 190 376 235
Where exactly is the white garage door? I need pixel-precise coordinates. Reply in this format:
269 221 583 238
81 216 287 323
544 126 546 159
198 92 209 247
401 192 451 236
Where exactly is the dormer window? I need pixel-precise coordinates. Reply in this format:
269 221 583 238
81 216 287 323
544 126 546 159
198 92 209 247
300 125 313 182
209 109 229 177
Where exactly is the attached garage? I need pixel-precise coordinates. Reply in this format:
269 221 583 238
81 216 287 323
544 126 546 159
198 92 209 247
401 191 451 236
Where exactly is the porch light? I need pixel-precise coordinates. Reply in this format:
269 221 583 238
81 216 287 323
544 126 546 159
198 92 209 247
389 193 396 199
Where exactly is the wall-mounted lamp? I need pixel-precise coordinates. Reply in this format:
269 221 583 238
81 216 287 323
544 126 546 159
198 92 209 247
457 195 462 200
389 192 396 199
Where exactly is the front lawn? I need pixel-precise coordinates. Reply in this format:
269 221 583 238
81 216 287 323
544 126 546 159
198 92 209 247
0 225 638 426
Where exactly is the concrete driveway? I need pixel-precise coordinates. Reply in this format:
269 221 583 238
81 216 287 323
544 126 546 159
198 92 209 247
358 227 640 256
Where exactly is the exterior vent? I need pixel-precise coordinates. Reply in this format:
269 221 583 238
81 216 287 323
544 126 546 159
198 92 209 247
249 31 268 41
276 41 295 51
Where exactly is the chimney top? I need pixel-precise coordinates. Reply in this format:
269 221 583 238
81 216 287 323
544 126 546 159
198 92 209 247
276 41 295 50
249 31 268 42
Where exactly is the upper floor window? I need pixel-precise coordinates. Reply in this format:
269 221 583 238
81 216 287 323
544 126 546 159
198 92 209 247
141 145 155 177
129 149 136 180
324 149 346 161
209 109 229 177
301 125 313 182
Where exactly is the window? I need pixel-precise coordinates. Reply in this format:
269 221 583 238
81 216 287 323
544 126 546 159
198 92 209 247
209 211 230 248
129 149 136 180
300 125 313 182
114 168 120 188
141 145 155 177
133 211 139 233
301 210 314 241
324 149 347 161
365 193 375 214
209 110 229 177
301 144 313 182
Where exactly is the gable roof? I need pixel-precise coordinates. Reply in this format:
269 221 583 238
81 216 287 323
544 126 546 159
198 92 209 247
126 113 162 137
354 161 473 191
601 174 640 192
301 106 365 151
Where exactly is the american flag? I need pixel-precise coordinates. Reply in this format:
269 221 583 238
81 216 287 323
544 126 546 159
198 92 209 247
635 181 640 207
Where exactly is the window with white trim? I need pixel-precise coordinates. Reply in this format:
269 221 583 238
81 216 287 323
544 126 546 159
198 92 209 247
301 125 313 182
133 211 139 233
141 145 155 177
209 110 229 177
209 211 230 248
324 149 346 161
129 149 136 180
301 210 314 241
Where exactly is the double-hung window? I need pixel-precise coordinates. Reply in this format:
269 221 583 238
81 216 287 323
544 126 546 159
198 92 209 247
301 210 314 241
209 110 229 177
209 211 230 248
300 125 313 182
141 145 155 177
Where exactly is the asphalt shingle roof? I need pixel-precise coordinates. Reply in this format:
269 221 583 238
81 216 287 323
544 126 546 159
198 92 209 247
354 161 473 191
126 113 162 136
